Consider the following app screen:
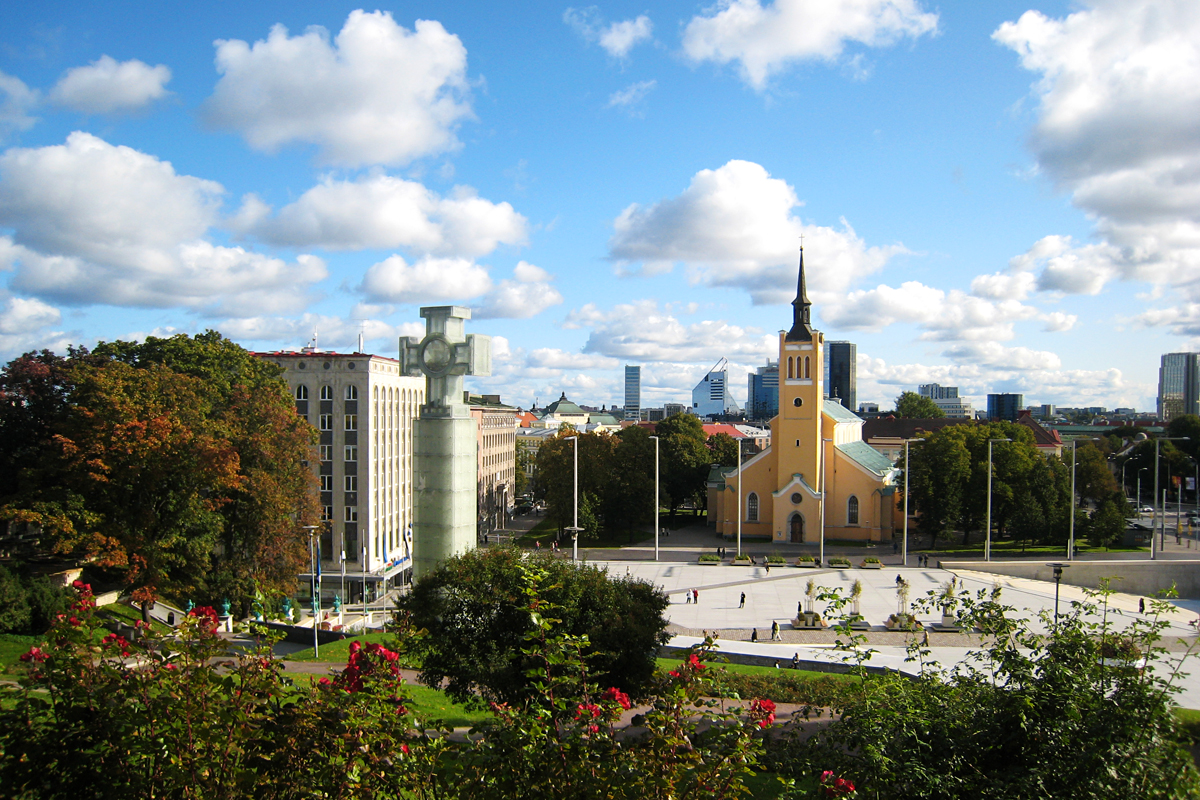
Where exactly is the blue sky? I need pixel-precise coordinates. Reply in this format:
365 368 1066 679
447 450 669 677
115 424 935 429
1 0 1197 414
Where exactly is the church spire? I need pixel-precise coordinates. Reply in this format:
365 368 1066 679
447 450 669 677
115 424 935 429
785 247 814 341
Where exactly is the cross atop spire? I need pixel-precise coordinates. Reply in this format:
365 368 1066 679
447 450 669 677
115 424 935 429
785 247 814 341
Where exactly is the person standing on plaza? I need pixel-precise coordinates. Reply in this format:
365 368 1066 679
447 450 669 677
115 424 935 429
771 620 781 641
750 628 758 642
739 592 746 608
693 588 699 604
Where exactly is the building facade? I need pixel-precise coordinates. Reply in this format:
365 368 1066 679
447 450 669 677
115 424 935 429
987 393 1024 422
1159 352 1200 423
257 350 424 603
919 383 958 400
932 396 974 419
824 341 856 411
747 359 780 422
468 393 519 536
708 251 897 544
692 359 742 418
624 365 641 421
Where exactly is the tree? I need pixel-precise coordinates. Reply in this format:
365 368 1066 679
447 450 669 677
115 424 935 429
397 547 670 707
1167 414 1200 460
514 439 533 497
1087 494 1129 550
656 413 710 521
1072 441 1117 503
894 391 945 418
706 432 740 467
602 425 656 538
533 428 616 538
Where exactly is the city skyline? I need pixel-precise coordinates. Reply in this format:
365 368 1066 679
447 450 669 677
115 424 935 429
1 1 1197 413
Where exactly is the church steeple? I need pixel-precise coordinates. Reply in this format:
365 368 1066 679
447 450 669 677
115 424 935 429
786 248 814 341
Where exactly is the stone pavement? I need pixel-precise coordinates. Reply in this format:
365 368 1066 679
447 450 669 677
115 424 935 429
570 520 1200 709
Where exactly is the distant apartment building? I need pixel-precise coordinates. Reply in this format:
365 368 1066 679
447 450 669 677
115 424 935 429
624 365 641 421
987 393 1025 422
1158 352 1200 422
257 349 424 602
933 397 974 419
919 383 958 400
746 359 779 421
692 358 742 418
664 402 688 417
824 341 856 411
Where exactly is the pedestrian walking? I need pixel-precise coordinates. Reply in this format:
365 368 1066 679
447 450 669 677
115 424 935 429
1139 598 1146 614
791 652 800 669
750 628 758 642
693 588 699 604
765 562 771 575
739 592 746 608
685 591 691 604
771 620 781 641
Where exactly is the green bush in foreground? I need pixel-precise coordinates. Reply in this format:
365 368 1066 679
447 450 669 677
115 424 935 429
766 581 1200 799
0 574 769 800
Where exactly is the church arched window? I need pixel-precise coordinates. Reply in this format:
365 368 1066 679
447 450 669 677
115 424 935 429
847 496 860 525
804 356 811 379
747 492 759 522
787 357 794 379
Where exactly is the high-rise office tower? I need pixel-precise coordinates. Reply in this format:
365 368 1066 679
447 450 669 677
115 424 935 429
692 358 741 417
624 365 641 421
747 359 779 421
824 341 856 412
987 393 1024 422
919 383 959 400
1159 352 1200 422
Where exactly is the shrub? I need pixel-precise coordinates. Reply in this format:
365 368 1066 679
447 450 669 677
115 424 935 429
698 553 721 562
862 557 881 565
766 555 787 564
828 557 851 567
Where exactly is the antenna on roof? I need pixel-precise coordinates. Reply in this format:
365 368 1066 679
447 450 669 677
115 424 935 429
302 328 318 354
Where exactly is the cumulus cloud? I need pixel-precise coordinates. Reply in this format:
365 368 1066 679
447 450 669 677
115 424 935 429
939 341 1061 371
564 8 653 58
235 174 526 255
682 0 939 89
204 10 472 167
0 293 69 360
358 255 491 304
608 159 905 303
215 313 423 352
0 71 38 138
608 80 656 109
50 56 171 114
996 1 1200 296
569 300 777 363
0 132 325 313
475 261 564 320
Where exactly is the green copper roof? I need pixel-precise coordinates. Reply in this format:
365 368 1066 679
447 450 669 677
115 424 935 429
823 400 862 423
836 440 895 477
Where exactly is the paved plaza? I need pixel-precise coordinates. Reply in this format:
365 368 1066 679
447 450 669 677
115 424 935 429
568 521 1200 710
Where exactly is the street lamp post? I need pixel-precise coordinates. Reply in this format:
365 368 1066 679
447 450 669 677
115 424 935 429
902 437 926 567
650 435 660 561
1153 436 1189 560
736 439 745 559
1138 468 1147 512
820 437 832 567
986 438 1012 562
302 524 320 657
1048 562 1068 631
1066 438 1100 561
565 435 581 561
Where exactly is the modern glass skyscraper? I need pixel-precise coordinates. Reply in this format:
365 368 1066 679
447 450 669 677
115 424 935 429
824 341 856 411
747 359 779 421
624 364 641 421
1159 352 1200 422
987 393 1024 422
691 358 741 418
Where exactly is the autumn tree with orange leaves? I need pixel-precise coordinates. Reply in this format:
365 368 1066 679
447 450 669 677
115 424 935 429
0 333 319 616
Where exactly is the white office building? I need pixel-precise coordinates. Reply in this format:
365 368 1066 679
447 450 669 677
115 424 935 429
256 349 424 603
692 358 742 418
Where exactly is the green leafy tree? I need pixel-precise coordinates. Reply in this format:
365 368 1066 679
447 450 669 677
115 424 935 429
602 425 656 538
706 432 740 467
1087 496 1129 550
533 428 616 537
514 439 533 497
1166 414 1200 460
655 413 710 521
397 547 670 707
894 390 945 418
1072 441 1118 503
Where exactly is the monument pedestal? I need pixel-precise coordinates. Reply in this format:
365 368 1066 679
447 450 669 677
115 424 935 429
413 412 478 577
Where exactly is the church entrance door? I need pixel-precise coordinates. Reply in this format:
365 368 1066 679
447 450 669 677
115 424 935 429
790 514 804 543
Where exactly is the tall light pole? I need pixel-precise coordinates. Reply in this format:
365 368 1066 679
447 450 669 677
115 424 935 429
1067 438 1100 561
565 435 581 561
986 438 1011 562
736 439 745 558
650 435 660 561
302 524 320 656
1121 459 1131 500
902 437 926 567
1153 436 1189 559
1138 468 1147 511
820 437 832 567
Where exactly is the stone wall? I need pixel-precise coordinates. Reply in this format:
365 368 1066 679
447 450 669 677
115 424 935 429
941 559 1200 598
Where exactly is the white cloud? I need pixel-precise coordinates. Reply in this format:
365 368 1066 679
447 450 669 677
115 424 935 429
204 10 472 167
236 174 526 255
358 255 491 304
608 80 656 109
215 313 423 352
608 159 905 303
0 71 38 138
599 16 653 58
571 300 777 363
995 1 1200 296
970 270 1036 301
939 341 1061 371
475 261 564 319
1134 303 1200 337
0 293 69 360
50 56 171 114
564 8 653 59
526 348 619 370
1040 311 1077 332
682 0 939 89
0 133 326 313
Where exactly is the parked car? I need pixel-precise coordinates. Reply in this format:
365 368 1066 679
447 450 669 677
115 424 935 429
1139 505 1154 513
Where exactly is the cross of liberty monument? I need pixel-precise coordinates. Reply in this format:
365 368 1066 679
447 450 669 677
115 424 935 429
400 306 491 577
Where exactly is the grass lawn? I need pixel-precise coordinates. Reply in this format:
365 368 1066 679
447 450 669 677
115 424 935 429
0 633 42 677
1176 708 1200 742
284 631 398 663
286 671 491 728
924 539 1144 557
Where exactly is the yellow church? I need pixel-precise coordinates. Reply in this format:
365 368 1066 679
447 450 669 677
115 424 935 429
708 251 898 544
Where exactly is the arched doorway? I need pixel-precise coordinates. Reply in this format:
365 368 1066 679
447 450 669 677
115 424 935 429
789 513 805 543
